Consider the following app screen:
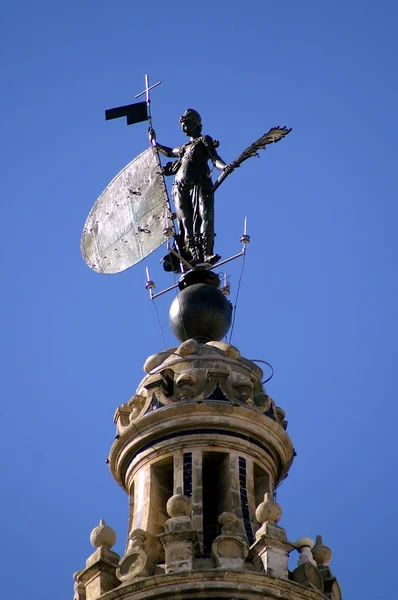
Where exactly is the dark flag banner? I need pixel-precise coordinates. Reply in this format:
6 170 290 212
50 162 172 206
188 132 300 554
105 101 148 126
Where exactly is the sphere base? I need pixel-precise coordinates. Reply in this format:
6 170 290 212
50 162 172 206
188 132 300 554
169 283 232 342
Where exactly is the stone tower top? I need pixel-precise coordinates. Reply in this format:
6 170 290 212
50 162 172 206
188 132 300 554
74 336 342 600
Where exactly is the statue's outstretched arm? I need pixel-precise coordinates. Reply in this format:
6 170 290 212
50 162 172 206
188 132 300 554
213 154 229 171
156 143 180 158
204 136 233 172
148 127 179 158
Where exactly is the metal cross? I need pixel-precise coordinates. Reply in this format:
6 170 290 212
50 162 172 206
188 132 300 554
134 75 161 128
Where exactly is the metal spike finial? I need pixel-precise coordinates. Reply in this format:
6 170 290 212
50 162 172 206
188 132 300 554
145 266 155 297
240 216 250 246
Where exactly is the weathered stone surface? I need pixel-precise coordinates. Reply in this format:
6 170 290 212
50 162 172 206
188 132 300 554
211 512 248 569
144 349 178 373
94 569 330 600
250 521 294 579
158 495 196 573
73 571 86 600
207 340 241 359
175 339 199 357
75 547 120 600
292 561 324 592
117 529 154 582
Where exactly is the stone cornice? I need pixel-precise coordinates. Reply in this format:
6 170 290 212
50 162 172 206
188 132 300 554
98 569 329 600
109 402 294 489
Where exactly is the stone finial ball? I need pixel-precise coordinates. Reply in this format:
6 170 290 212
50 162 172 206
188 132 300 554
169 283 232 342
218 511 238 532
166 494 192 518
90 519 116 549
312 535 332 566
295 536 315 550
255 499 282 524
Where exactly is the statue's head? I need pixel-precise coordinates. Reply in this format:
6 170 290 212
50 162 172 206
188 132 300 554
179 108 202 136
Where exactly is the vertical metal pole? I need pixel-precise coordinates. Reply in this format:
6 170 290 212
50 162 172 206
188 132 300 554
145 74 152 128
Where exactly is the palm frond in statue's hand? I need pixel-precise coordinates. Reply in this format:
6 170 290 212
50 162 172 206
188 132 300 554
213 126 292 192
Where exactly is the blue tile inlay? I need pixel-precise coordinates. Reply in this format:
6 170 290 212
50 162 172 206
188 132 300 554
238 457 254 545
183 452 192 498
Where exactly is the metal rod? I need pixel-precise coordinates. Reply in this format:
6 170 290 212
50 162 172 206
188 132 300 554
145 74 151 127
145 74 150 106
134 81 161 99
151 282 179 300
169 247 195 271
168 238 185 274
212 250 245 269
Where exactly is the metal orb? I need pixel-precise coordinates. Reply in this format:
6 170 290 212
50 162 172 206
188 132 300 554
169 283 232 342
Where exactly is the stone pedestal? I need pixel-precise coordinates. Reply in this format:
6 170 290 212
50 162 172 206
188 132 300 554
252 522 294 578
75 547 120 600
158 494 196 573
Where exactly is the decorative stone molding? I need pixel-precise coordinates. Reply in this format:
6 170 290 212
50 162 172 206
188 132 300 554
211 512 248 569
113 404 131 434
92 569 335 600
322 575 342 600
117 529 154 582
291 561 324 593
112 341 290 427
158 494 196 573
73 571 86 600
275 405 288 429
128 395 146 422
143 349 178 373
231 373 254 404
175 338 199 357
175 371 198 400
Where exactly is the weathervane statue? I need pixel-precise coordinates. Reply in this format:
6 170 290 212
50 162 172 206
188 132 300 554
81 75 291 340
150 108 233 269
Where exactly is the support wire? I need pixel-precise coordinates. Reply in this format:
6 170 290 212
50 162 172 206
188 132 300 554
151 296 168 348
228 252 246 344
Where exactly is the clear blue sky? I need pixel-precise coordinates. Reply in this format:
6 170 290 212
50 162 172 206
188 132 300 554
1 1 397 598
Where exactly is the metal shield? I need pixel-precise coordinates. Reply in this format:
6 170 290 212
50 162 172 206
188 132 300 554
81 147 171 274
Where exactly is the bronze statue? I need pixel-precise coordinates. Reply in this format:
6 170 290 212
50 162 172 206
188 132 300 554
149 109 234 269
